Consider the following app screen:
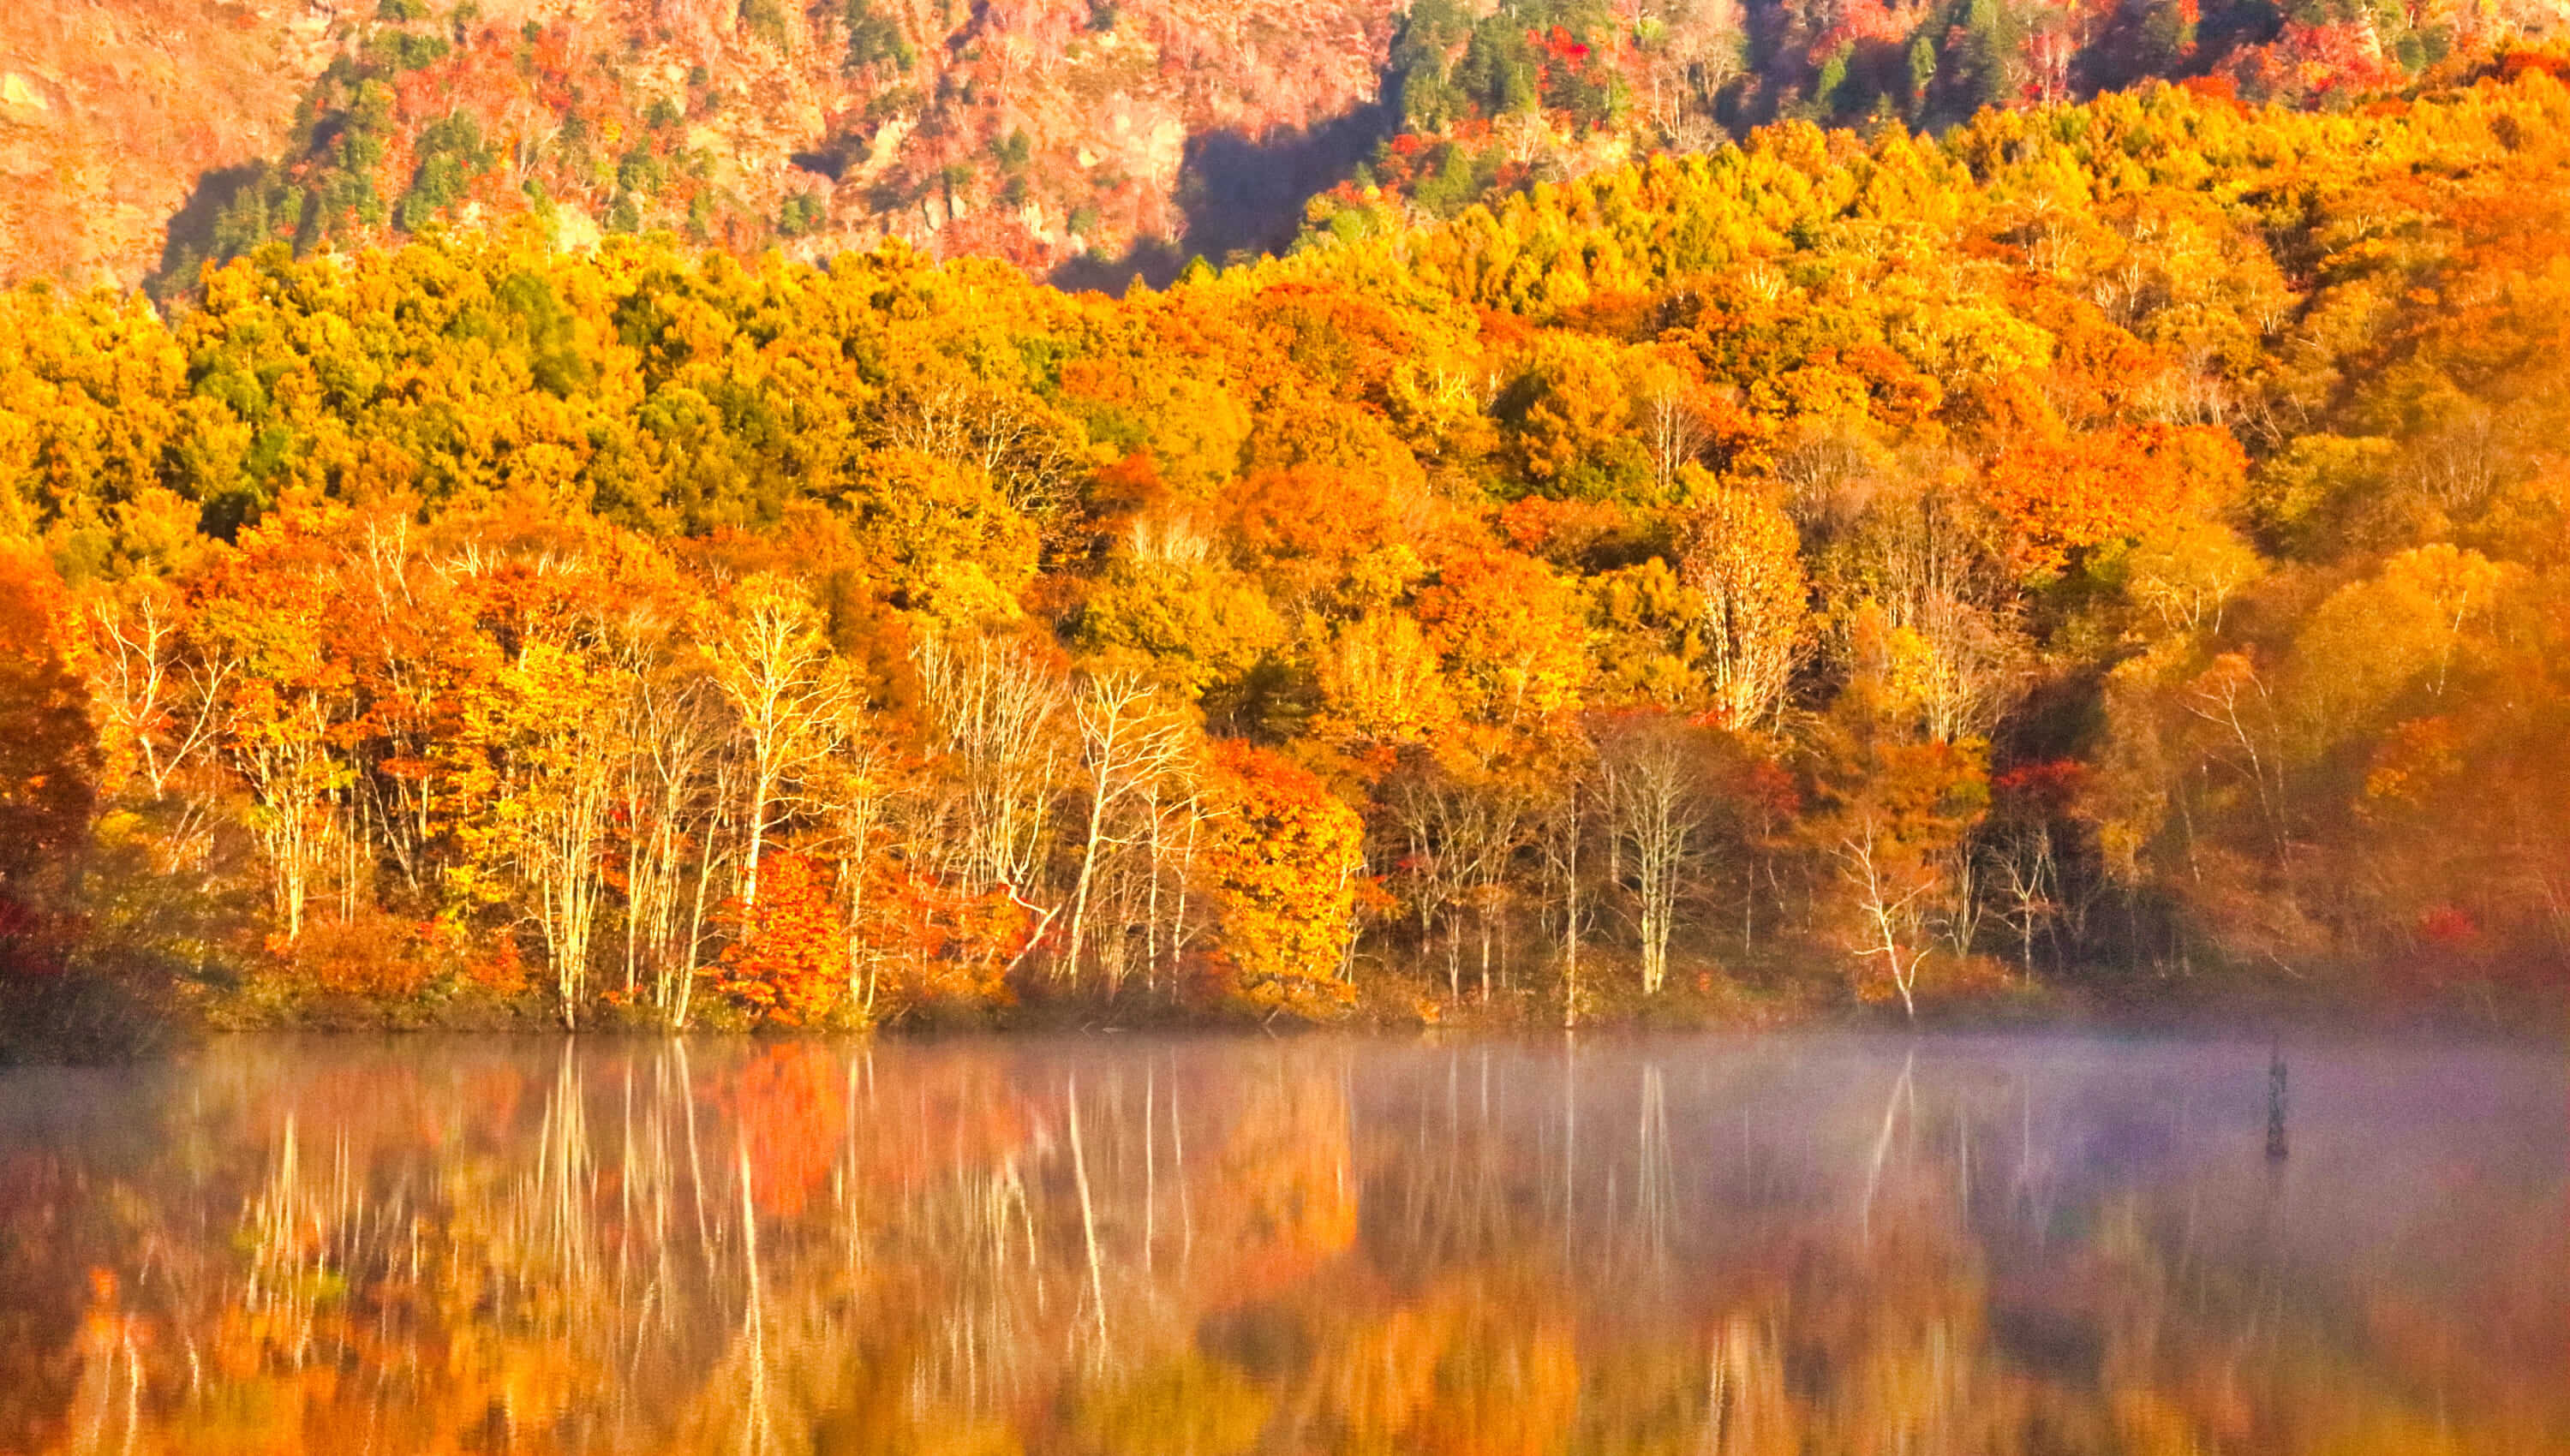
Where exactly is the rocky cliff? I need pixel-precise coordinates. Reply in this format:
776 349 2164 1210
1 0 343 286
2 0 1408 291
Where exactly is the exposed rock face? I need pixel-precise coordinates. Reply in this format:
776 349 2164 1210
0 0 344 287
0 0 1408 291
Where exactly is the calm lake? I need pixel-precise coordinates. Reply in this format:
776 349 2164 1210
0 1032 2560 1454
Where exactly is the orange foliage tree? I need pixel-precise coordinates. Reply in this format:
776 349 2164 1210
1199 743 1365 1017
1980 423 2244 578
1414 547 1588 727
0 546 95 976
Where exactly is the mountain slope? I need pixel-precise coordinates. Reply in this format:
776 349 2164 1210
0 0 341 287
8 0 2570 294
5 0 1409 292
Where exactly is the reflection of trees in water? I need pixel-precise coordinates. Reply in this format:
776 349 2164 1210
9 1039 2567 1454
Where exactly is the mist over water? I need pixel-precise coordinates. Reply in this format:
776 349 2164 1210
0 1032 2560 1453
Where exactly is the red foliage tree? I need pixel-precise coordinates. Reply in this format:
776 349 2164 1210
708 852 855 1027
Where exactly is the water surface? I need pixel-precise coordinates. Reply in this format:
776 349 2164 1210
0 1032 2560 1453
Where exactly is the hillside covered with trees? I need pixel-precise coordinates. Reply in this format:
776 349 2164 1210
1318 0 2565 242
11 0 2563 295
6 56 2570 1040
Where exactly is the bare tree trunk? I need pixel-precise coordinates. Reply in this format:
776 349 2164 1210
914 633 1067 896
1838 820 1931 1019
1144 785 1163 993
1559 786 1583 1029
1063 672 1187 988
703 575 859 931
1605 725 1704 997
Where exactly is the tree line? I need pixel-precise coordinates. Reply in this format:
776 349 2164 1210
7 63 2570 1033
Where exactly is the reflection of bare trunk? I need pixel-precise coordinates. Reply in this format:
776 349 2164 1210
529 1044 595 1283
64 1286 144 1455
1143 1069 1156 1276
1859 1048 1917 1242
1561 1043 1577 1270
735 1141 774 1456
1633 1064 1674 1277
1706 1312 1791 1455
1066 1075 1109 1353
1169 1061 1193 1268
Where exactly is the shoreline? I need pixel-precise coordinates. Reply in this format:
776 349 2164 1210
81 987 2570 1053
12 954 2563 1066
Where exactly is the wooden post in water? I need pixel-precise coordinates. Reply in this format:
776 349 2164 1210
2265 1045 2289 1161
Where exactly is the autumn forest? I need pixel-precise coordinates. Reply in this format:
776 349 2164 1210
8 50 2570 1044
